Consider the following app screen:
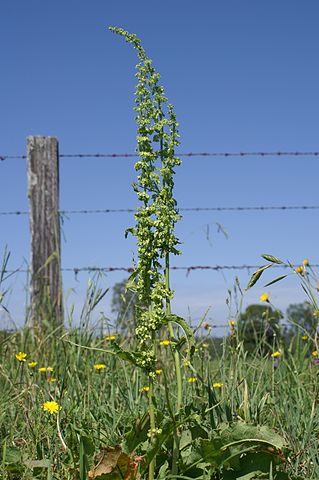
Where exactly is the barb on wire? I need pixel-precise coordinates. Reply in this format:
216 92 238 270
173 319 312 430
1 205 319 216
2 151 319 161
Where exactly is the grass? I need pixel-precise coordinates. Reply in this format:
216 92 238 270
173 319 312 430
0 317 318 479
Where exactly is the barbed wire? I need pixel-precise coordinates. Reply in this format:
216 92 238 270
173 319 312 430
4 263 319 275
2 150 319 161
1 204 319 217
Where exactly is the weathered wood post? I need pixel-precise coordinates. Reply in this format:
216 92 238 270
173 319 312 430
27 136 63 329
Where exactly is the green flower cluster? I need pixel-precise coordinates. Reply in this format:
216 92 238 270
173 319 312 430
109 27 181 373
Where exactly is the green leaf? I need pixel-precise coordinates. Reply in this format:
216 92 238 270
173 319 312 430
157 460 169 479
24 459 51 469
261 254 284 264
110 342 138 366
123 412 150 454
165 314 196 358
3 447 22 464
246 265 271 290
263 275 287 287
219 423 286 452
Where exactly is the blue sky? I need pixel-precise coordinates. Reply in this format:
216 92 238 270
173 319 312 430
1 1 319 330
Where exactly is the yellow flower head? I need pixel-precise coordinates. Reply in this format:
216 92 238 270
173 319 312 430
105 335 117 341
303 258 309 266
28 361 37 368
271 351 281 358
311 351 318 358
259 293 270 302
42 401 61 415
15 352 27 362
301 335 309 341
159 340 175 346
140 386 150 393
295 266 304 274
202 343 209 349
213 382 223 388
229 320 236 327
93 364 106 370
183 360 190 367
38 367 53 373
47 377 57 383
155 369 162 375
187 377 197 383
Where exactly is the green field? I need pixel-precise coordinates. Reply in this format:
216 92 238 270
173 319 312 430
1 314 319 479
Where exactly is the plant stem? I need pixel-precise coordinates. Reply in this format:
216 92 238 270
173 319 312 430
165 253 182 475
148 377 156 480
166 266 183 413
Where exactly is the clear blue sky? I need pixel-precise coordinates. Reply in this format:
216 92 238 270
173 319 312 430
1 0 319 330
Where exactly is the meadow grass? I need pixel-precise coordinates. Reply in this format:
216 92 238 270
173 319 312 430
1 319 318 479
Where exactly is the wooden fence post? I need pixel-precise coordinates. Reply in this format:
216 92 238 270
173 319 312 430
27 136 63 329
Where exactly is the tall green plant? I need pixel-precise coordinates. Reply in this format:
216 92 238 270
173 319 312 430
109 27 181 372
109 26 183 479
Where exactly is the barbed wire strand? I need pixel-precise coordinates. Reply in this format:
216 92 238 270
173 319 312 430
4 263 319 275
2 150 319 161
1 204 319 216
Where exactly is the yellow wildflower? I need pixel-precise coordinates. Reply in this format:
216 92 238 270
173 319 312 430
202 343 209 348
15 352 27 362
259 293 270 302
105 335 117 341
271 351 281 358
311 351 318 357
295 266 304 274
47 377 57 383
38 367 53 373
213 383 223 388
159 340 175 346
42 401 61 415
301 335 309 341
303 259 309 266
28 361 37 368
155 369 162 375
183 360 190 367
187 377 197 383
93 364 106 370
140 386 150 393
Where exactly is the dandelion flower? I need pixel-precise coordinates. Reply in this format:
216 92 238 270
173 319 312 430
312 351 318 358
155 369 162 375
159 340 175 346
140 386 150 393
93 364 106 370
47 377 57 383
42 401 61 415
187 377 197 383
303 259 309 266
294 266 304 274
301 335 309 341
105 335 117 341
213 382 223 388
28 361 37 368
259 293 270 302
271 351 281 358
15 352 27 362
38 367 53 373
